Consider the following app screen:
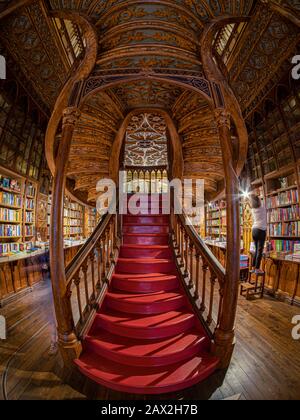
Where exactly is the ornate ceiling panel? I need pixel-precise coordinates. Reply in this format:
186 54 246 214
124 113 168 167
229 3 300 110
0 1 69 108
48 0 254 17
111 80 184 111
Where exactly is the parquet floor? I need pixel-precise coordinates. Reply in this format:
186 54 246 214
0 278 300 400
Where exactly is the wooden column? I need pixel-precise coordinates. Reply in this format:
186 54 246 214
50 107 82 367
213 109 241 368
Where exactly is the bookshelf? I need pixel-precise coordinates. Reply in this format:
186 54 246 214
63 196 84 239
205 199 244 241
85 207 98 237
265 170 300 252
23 180 37 249
206 200 227 240
0 167 38 256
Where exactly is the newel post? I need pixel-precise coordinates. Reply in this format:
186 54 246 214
213 109 241 368
50 107 82 368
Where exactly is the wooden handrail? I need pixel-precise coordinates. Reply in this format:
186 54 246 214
66 211 111 285
177 212 226 282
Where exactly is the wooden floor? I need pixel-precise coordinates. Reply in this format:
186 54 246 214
0 278 300 400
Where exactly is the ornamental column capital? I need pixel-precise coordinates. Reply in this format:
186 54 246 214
62 107 81 127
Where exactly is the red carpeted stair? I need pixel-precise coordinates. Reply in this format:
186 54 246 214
75 194 219 394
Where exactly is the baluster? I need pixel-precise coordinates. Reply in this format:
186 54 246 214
174 218 179 253
217 283 224 327
81 261 89 310
189 242 194 286
89 251 96 298
207 271 217 326
184 233 189 277
101 237 106 280
155 170 158 193
74 273 83 323
105 228 110 277
110 219 115 264
200 262 208 313
195 252 200 296
96 241 102 288
180 225 185 265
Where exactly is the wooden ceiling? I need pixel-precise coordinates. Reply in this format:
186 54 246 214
1 0 300 203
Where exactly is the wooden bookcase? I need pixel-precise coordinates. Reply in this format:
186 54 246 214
205 198 249 251
63 196 84 239
205 199 227 240
264 168 300 252
0 166 38 256
23 179 38 249
84 207 98 238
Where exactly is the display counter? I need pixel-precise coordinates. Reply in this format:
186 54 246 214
204 239 300 306
263 252 300 305
0 239 86 306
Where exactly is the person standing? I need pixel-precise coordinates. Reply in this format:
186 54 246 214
250 194 267 274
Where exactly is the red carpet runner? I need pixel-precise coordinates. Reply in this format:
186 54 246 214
75 195 219 394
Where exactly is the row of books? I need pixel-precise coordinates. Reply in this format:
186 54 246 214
26 184 36 197
0 176 21 192
269 221 300 237
25 225 34 236
0 208 20 222
69 219 81 227
270 240 300 252
0 241 35 256
268 205 300 222
25 212 34 223
64 227 83 235
207 227 221 235
0 224 21 237
266 190 299 208
69 202 82 211
25 198 34 209
63 209 82 219
0 192 22 208
207 219 220 227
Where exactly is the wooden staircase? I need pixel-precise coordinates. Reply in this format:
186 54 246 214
74 198 219 394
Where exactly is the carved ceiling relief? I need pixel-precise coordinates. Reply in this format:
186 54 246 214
97 4 200 32
112 81 184 111
1 2 68 108
124 113 168 167
230 4 300 109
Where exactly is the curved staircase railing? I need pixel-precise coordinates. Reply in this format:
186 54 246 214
171 212 226 337
65 211 119 337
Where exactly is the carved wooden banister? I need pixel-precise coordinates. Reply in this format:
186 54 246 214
65 210 119 337
176 213 226 282
171 209 233 367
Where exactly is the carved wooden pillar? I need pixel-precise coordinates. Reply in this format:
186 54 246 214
50 107 82 368
260 0 300 27
213 108 241 368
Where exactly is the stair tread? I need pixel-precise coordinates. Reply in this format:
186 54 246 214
106 290 183 304
85 329 207 359
112 272 177 281
75 351 219 394
123 223 169 226
124 233 169 237
117 258 173 263
95 308 195 330
121 245 170 249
